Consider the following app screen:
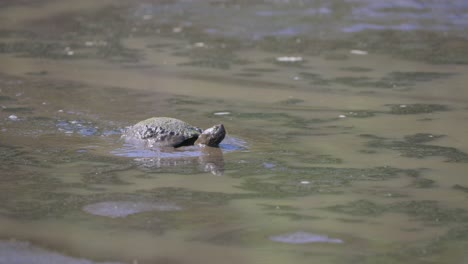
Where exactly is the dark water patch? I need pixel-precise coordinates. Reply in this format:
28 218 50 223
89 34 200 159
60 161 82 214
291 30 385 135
332 75 410 89
0 95 16 102
0 41 67 59
167 96 206 105
341 110 376 118
0 144 43 169
353 30 468 64
300 70 454 90
307 155 343 164
275 98 305 105
410 178 436 188
258 204 299 211
386 104 449 114
298 72 331 86
453 184 468 193
236 166 418 197
25 70 49 76
235 112 291 121
178 59 232 70
323 53 349 61
268 212 320 221
2 180 247 221
257 36 352 56
326 200 385 217
336 218 366 223
141 187 250 205
234 72 261 77
377 6 429 13
326 199 468 225
391 200 468 224
175 45 249 70
340 66 373 72
2 106 34 113
95 38 142 63
364 134 468 162
230 111 335 132
81 172 132 185
357 224 468 264
388 71 454 82
259 203 320 220
242 67 278 73
404 133 445 144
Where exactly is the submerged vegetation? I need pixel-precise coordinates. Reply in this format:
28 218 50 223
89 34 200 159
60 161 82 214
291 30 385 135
363 133 468 162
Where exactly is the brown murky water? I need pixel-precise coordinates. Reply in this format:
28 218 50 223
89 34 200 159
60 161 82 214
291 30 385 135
1 1 468 263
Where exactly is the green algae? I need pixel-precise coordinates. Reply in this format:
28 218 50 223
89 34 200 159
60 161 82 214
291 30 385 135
298 72 331 86
352 30 468 64
387 104 449 114
410 178 436 188
236 166 418 197
387 71 454 82
300 70 454 90
327 200 386 217
242 67 278 73
340 66 373 72
178 59 232 70
356 224 468 264
326 199 468 225
258 204 299 211
0 95 15 102
453 184 468 193
364 133 468 162
234 72 261 77
268 212 320 221
307 155 343 164
343 110 376 118
2 106 34 113
403 133 445 144
175 45 249 70
0 41 65 59
323 53 349 60
276 98 305 105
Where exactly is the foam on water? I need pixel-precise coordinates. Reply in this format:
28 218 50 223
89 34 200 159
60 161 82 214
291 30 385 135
83 201 182 218
269 231 344 244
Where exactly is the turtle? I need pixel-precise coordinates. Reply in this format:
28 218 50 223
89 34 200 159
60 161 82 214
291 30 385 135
123 117 225 148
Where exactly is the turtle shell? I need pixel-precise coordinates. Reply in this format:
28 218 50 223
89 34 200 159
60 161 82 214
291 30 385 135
125 117 203 148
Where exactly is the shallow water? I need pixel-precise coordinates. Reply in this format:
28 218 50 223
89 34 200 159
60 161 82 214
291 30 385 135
1 1 468 263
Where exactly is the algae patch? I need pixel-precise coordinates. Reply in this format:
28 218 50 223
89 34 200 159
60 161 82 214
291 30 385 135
363 133 468 162
387 104 449 114
326 199 468 225
237 166 418 197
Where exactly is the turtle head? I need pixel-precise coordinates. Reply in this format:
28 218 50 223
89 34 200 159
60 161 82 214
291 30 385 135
195 124 226 147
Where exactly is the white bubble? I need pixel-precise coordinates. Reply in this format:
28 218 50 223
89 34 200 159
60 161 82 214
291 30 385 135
276 56 303 62
213 112 231 116
350 49 368 55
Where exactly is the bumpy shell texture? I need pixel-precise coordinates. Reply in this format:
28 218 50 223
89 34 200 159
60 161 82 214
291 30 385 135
125 117 203 147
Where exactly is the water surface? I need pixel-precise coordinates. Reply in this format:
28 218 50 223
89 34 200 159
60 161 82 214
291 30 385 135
1 1 468 263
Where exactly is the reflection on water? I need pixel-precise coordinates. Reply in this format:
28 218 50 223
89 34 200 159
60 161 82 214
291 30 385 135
1 0 468 263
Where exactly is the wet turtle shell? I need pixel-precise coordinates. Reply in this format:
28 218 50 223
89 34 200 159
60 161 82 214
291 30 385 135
124 117 225 148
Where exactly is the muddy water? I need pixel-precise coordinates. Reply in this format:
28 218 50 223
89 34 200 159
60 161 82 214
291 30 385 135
1 1 468 263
